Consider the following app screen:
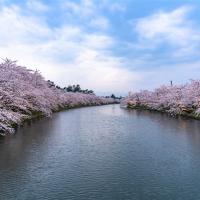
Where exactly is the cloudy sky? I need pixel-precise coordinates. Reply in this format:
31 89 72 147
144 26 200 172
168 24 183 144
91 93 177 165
0 0 200 95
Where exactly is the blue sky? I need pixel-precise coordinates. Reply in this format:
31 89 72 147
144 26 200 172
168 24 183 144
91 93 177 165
1 0 200 95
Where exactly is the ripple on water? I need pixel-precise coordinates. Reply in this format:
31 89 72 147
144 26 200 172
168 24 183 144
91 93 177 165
1 105 200 200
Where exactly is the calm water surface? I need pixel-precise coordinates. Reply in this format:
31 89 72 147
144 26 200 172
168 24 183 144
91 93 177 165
1 105 200 200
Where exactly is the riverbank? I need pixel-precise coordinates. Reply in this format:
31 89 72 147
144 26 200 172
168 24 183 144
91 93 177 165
125 103 200 120
0 59 118 136
2 104 200 200
0 102 118 137
121 80 200 120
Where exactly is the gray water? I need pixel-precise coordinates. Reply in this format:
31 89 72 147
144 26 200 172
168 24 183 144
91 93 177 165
1 105 200 200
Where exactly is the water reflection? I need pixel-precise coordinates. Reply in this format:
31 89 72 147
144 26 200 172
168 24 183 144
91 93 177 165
1 105 200 200
129 109 200 148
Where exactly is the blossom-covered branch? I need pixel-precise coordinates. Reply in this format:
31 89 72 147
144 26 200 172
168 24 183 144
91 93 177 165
0 59 116 135
121 80 200 118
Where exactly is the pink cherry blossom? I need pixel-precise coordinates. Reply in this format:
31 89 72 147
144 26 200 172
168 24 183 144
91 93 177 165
122 80 200 117
0 59 116 135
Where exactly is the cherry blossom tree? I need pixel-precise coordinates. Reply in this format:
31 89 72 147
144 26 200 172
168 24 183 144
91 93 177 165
0 59 116 135
122 80 200 117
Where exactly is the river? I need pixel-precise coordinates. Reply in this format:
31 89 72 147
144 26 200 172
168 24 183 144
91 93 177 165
1 104 200 200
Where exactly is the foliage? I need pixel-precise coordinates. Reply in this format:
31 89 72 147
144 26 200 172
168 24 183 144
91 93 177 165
121 80 200 117
63 84 94 94
0 59 115 135
105 94 122 100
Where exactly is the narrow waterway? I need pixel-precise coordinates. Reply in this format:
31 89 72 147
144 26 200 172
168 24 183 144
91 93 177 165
1 104 200 200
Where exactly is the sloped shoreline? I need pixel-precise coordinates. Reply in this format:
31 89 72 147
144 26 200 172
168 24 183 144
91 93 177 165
126 103 200 120
121 80 200 120
0 59 118 136
0 102 118 137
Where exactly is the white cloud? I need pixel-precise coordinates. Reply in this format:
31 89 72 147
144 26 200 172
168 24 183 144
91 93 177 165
62 0 111 31
0 5 50 45
110 2 126 12
0 3 140 94
63 1 81 13
89 17 110 30
138 60 200 91
63 0 95 17
98 0 126 12
26 0 49 12
133 5 200 56
3 2 200 94
82 34 114 49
